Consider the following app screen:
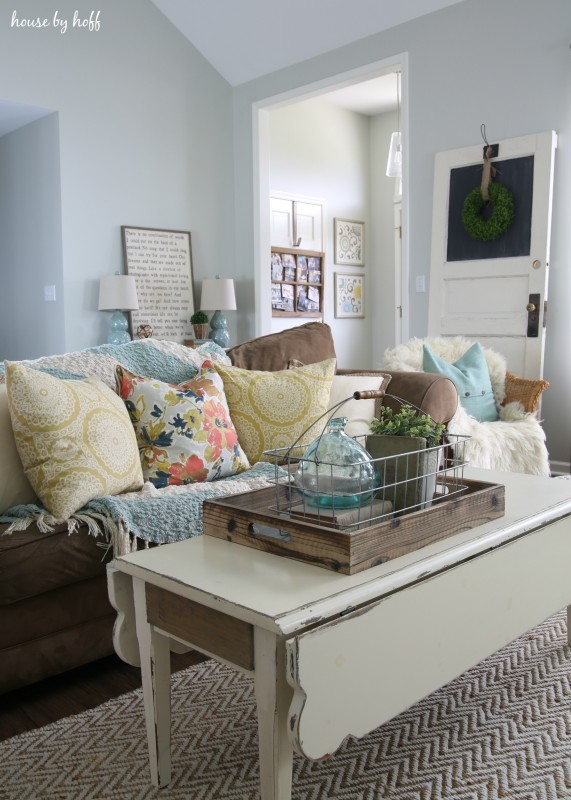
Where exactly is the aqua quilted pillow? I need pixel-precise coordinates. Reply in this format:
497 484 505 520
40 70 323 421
422 342 499 422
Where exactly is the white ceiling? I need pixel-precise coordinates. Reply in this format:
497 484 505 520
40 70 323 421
150 0 466 87
320 73 400 116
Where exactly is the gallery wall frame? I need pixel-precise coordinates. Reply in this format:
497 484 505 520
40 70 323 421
334 272 365 318
270 246 324 318
121 226 195 342
334 218 365 266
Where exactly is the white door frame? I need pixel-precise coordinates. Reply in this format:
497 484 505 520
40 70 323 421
394 198 403 346
252 54 410 343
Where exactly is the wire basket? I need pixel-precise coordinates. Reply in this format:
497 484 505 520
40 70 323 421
263 389 471 531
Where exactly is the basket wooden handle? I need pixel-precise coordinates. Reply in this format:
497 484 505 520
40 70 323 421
352 389 386 400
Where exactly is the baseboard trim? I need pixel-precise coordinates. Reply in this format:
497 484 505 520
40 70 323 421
550 459 570 476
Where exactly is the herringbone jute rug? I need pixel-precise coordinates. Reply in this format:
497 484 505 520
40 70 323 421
1 612 570 800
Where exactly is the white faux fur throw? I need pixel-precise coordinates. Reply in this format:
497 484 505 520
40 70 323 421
382 337 550 476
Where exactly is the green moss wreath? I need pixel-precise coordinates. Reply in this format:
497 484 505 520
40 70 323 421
461 181 515 241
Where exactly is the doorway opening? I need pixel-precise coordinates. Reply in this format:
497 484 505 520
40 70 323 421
253 54 409 368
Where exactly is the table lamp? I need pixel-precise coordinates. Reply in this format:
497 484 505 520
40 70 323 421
200 277 236 348
98 274 139 345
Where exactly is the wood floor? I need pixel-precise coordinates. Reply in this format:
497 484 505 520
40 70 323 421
0 651 207 743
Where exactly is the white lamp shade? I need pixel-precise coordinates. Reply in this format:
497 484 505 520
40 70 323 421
200 278 236 311
386 131 402 178
98 275 139 311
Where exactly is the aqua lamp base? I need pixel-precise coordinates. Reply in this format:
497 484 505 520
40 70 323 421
209 310 230 348
108 311 132 345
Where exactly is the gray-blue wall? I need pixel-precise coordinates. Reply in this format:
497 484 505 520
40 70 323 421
0 0 234 354
0 113 64 359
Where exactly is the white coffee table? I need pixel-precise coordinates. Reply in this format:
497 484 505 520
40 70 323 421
107 468 571 799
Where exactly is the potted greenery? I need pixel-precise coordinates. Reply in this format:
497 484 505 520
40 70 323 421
366 404 446 513
190 310 209 340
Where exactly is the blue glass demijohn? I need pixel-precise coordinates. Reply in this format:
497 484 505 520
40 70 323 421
294 417 380 508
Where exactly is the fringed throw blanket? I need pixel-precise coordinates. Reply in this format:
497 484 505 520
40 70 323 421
1 463 284 557
0 337 230 388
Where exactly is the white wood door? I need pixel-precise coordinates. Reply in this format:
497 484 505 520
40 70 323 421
428 131 557 378
270 198 294 248
294 201 323 251
270 196 323 251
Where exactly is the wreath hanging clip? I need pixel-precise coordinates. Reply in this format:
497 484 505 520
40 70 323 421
461 143 515 241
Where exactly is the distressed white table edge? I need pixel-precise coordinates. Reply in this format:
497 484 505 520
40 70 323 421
107 468 571 799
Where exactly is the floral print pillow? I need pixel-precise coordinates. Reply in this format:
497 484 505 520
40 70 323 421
116 361 249 489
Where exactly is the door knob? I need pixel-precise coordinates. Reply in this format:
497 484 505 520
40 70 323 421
527 293 540 338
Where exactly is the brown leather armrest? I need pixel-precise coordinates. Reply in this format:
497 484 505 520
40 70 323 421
337 369 458 425
380 371 458 425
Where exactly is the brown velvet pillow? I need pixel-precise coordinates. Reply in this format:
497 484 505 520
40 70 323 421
227 322 336 371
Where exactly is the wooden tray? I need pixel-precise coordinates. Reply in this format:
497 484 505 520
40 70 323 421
202 479 505 575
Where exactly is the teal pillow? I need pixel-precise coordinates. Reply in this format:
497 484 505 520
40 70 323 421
422 342 499 422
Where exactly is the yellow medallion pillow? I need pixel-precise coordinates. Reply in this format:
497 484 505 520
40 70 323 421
4 362 143 519
215 358 336 463
0 384 38 514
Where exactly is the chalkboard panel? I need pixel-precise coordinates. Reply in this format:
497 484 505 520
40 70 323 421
446 155 534 262
122 226 195 342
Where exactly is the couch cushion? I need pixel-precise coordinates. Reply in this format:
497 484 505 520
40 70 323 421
0 521 110 605
215 358 336 463
0 600 115 694
227 322 336 371
0 573 113 648
5 363 143 519
116 361 250 489
0 385 38 515
422 342 499 422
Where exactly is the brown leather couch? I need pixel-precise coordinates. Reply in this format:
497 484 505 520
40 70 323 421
0 323 457 693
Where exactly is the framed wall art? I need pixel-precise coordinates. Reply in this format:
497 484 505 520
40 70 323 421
334 218 365 266
121 226 195 342
334 272 364 318
270 246 324 318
